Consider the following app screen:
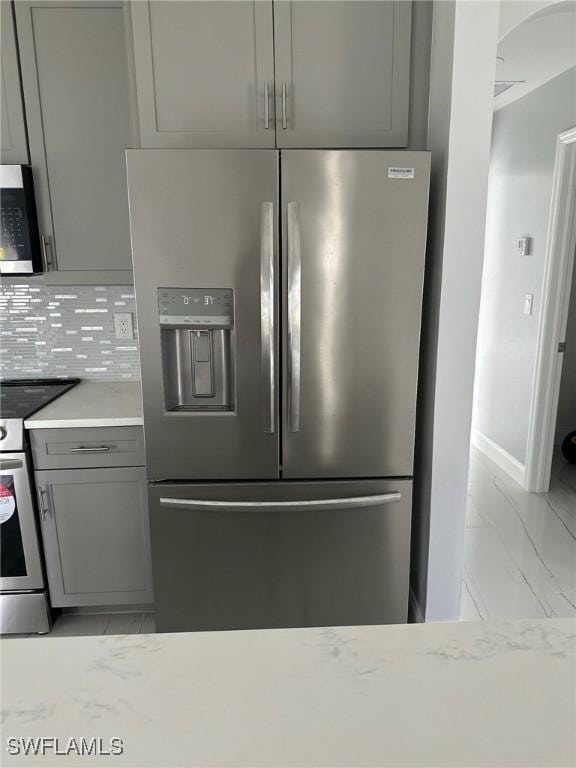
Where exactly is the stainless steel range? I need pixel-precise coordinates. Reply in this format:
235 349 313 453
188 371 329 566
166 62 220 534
0 378 78 634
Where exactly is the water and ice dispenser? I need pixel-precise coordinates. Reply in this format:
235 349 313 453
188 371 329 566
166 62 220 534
158 288 234 412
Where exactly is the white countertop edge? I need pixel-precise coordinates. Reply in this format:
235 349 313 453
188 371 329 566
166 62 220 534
24 416 144 429
22 380 143 430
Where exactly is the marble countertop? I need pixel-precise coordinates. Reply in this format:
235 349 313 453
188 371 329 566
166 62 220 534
23 380 143 429
2 618 575 767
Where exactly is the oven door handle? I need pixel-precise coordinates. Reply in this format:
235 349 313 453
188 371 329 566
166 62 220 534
0 458 23 470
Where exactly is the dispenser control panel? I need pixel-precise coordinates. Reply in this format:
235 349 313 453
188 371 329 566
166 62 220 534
158 288 234 328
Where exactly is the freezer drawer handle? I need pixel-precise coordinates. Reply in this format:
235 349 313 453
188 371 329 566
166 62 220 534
69 445 112 453
260 202 275 434
159 493 402 512
287 202 302 433
0 458 23 470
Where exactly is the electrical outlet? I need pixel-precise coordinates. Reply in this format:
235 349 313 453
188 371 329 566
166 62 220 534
114 312 134 340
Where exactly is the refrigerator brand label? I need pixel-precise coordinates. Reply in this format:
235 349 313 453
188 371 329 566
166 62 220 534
388 167 415 179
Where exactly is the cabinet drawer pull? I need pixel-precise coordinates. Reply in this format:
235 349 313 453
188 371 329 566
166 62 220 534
69 445 112 453
38 487 50 521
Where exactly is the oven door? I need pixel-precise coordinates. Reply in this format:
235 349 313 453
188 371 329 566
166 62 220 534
0 452 44 591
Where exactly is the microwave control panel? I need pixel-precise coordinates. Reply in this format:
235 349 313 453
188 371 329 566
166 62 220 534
158 288 234 328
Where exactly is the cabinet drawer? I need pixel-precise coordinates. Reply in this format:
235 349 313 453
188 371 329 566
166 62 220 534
30 427 145 470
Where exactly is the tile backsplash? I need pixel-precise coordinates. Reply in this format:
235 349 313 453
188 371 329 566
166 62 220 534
0 282 141 380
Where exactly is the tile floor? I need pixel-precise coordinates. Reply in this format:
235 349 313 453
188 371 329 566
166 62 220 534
6 611 156 639
7 450 575 639
461 447 576 621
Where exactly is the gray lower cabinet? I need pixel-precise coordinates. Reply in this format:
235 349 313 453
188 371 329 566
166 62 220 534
130 0 275 148
273 1 412 148
14 1 137 279
1 1 28 164
35 466 153 607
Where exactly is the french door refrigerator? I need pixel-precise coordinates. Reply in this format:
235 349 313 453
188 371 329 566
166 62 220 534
127 149 430 632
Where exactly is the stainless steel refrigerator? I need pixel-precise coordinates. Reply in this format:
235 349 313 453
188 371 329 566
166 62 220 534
127 149 430 632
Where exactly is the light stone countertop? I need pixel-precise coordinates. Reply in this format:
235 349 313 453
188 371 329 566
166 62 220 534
23 380 143 429
2 618 575 767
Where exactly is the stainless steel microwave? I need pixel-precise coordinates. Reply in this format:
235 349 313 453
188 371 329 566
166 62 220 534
0 165 42 275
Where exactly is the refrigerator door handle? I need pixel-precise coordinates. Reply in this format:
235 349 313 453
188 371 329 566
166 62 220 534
287 201 302 433
281 82 288 129
159 492 402 512
264 82 270 129
261 202 275 434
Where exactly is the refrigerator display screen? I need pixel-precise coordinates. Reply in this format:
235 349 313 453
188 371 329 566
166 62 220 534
158 288 234 328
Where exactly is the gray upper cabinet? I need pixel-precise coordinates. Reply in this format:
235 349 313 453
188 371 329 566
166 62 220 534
130 0 276 148
14 1 137 275
36 466 153 607
1 1 28 164
273 0 412 148
130 0 412 149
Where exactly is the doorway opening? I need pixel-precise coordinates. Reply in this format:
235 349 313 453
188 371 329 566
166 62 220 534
462 2 576 621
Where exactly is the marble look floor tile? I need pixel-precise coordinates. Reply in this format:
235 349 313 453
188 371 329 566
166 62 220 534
495 479 576 595
103 612 146 636
465 496 488 528
49 613 111 637
461 448 576 621
2 612 156 640
463 527 549 619
139 613 156 634
460 578 485 620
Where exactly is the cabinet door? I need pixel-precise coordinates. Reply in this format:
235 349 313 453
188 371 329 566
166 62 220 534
130 0 275 148
15 1 136 272
36 467 153 607
0 1 28 164
273 0 412 148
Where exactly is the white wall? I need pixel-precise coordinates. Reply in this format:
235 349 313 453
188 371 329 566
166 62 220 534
473 68 576 465
556 263 576 443
498 0 561 39
412 0 499 621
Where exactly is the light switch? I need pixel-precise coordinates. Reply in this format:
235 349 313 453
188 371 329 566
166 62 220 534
524 293 534 315
517 237 531 256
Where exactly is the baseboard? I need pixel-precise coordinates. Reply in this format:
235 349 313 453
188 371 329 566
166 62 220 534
472 430 526 486
62 604 154 615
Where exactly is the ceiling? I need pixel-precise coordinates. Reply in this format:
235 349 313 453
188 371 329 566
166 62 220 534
494 0 576 111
